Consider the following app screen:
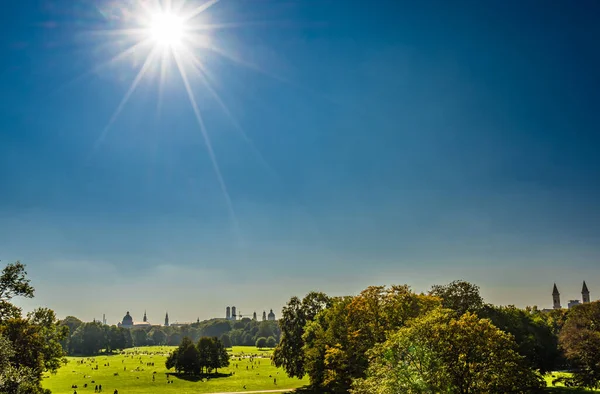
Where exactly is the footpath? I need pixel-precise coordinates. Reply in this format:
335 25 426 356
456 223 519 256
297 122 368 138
206 390 296 394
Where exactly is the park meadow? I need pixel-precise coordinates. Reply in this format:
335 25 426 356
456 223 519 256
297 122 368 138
43 346 306 394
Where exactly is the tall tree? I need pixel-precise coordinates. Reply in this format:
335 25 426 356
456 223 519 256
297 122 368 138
301 286 440 392
559 301 600 389
273 291 331 378
197 336 213 374
209 337 229 373
429 280 484 316
0 262 34 323
351 308 544 394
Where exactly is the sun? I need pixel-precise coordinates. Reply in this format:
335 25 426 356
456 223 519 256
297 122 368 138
148 12 186 47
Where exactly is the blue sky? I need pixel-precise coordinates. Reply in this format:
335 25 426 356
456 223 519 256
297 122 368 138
1 0 599 324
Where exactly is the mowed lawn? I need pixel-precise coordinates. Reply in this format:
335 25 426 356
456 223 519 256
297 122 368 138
43 346 307 394
544 372 600 393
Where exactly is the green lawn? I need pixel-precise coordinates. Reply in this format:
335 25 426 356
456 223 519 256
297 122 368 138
545 372 600 393
43 346 307 394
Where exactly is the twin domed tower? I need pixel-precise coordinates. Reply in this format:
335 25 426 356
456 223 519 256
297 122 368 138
553 281 590 310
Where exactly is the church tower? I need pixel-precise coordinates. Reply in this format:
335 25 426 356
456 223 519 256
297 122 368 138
232 306 237 321
262 311 267 321
582 281 590 304
253 311 257 321
226 306 231 320
553 283 561 309
164 312 169 327
143 311 147 323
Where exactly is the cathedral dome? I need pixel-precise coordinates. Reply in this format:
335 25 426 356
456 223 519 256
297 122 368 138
122 311 133 326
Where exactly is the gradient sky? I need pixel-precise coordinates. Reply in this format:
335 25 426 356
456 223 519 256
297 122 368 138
1 0 599 325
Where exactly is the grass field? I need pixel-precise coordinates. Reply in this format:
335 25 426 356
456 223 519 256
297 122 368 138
43 346 307 394
544 372 600 393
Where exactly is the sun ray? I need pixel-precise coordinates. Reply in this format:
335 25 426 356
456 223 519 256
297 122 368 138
188 54 277 179
84 27 148 38
53 38 152 99
172 48 240 238
184 0 221 21
187 20 293 31
92 46 160 153
156 48 170 115
189 37 336 106
187 36 287 83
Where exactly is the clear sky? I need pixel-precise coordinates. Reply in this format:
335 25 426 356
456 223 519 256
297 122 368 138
1 0 599 324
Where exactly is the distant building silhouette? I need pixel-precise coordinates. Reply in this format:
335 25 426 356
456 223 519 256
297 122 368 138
226 306 231 320
262 311 266 321
582 281 590 303
546 282 593 311
568 300 581 309
268 309 275 321
118 311 151 329
253 311 257 320
164 312 169 327
231 306 237 321
553 284 561 309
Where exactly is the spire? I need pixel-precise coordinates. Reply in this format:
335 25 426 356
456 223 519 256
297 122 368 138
582 281 589 294
164 312 169 327
552 283 560 295
582 281 591 303
143 310 147 322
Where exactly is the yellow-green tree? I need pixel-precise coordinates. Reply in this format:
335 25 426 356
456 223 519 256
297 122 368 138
302 286 440 392
351 308 544 394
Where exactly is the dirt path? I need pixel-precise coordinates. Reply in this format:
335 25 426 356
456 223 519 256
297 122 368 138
206 389 296 394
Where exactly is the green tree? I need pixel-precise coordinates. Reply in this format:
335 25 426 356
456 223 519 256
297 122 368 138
220 333 232 348
299 286 441 392
273 291 331 378
266 336 277 348
0 262 34 323
197 336 213 374
256 337 267 348
559 301 600 389
165 337 200 375
351 308 544 394
479 304 560 373
0 261 66 393
132 329 148 347
149 328 167 346
429 280 484 316
209 336 229 373
69 321 105 355
59 316 83 354
0 333 42 394
303 297 353 390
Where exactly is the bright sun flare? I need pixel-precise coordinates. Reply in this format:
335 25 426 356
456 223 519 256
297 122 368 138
95 0 255 232
149 12 185 47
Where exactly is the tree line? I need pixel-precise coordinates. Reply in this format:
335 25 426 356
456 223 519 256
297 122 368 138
58 315 280 356
273 281 600 393
166 336 230 375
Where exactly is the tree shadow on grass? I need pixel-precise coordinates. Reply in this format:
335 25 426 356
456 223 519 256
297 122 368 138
170 372 231 382
546 387 597 393
292 387 329 394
